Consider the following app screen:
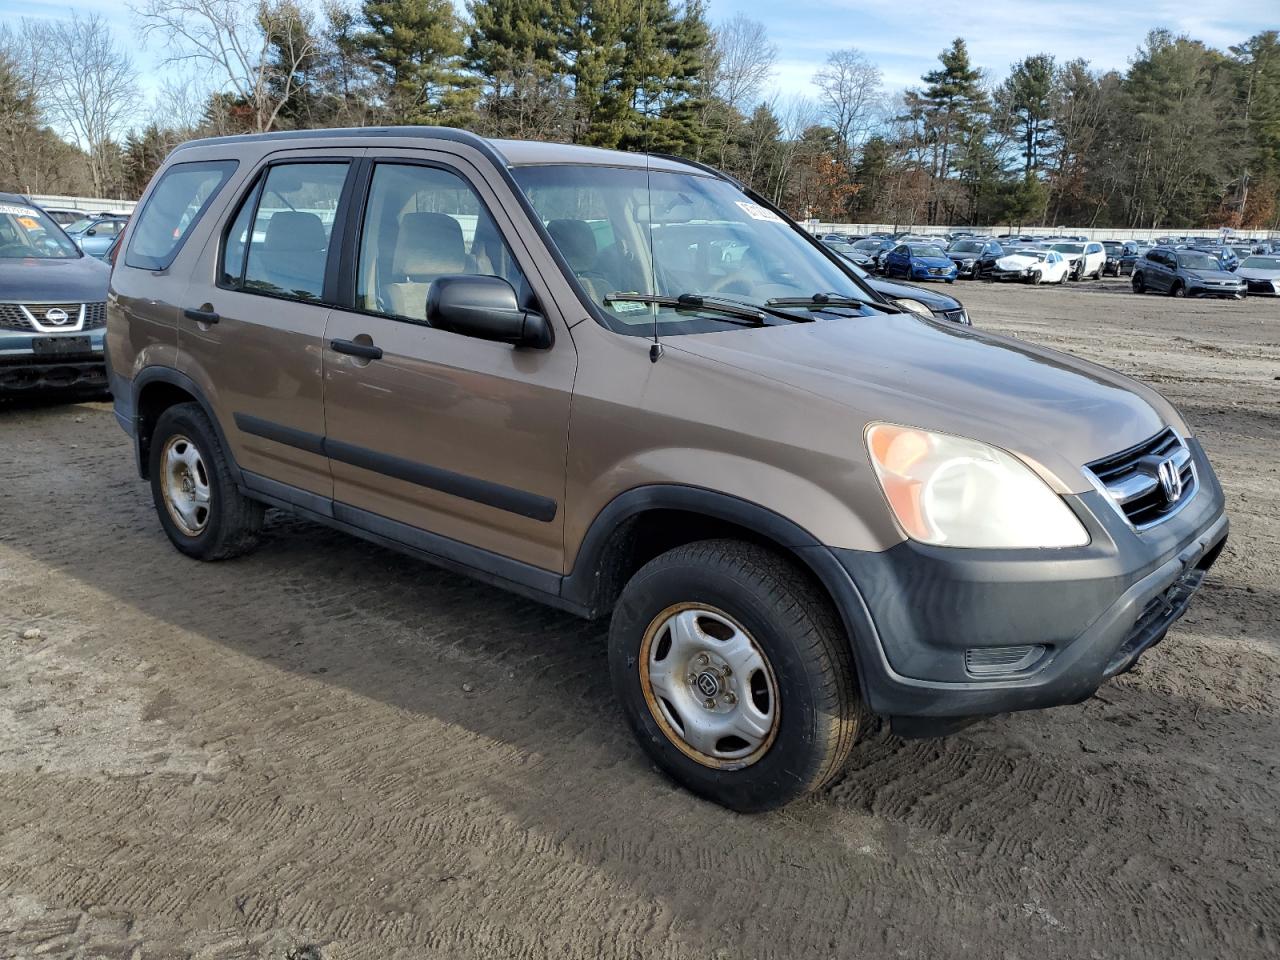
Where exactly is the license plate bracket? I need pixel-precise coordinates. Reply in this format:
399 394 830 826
31 336 92 357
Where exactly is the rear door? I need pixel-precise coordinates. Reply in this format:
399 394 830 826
321 149 577 573
180 150 362 499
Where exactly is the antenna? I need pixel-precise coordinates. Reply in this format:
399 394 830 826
645 156 662 362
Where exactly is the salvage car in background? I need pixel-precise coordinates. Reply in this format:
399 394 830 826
850 236 896 271
882 242 958 282
1236 254 1280 296
66 215 130 259
1131 247 1246 298
991 248 1069 284
1050 241 1106 279
1118 241 1150 276
945 237 1002 279
0 193 109 394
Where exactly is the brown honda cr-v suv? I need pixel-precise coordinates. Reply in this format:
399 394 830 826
106 128 1228 811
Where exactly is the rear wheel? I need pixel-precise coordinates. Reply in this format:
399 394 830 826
149 403 264 560
609 540 864 812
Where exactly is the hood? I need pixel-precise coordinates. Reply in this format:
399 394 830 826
946 251 980 261
1056 251 1082 262
995 254 1045 270
1237 266 1280 280
0 255 109 303
670 312 1177 493
1185 266 1239 281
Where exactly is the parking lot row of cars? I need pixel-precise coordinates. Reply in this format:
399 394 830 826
820 230 1280 300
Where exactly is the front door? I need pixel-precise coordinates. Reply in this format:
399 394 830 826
321 152 577 574
180 153 359 498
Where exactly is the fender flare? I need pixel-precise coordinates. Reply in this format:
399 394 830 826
129 367 242 484
560 484 877 700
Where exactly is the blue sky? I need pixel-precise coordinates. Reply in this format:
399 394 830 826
4 0 1274 117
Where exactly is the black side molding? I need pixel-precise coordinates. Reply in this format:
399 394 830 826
234 413 326 457
233 413 557 523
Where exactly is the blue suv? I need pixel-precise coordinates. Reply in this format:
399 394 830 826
0 194 110 395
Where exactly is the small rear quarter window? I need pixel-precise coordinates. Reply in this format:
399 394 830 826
125 159 237 271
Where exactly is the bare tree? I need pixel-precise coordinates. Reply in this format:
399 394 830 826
771 94 818 206
813 48 882 161
22 13 138 197
134 0 317 133
706 15 777 168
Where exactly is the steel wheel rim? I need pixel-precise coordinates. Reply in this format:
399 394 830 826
161 434 211 537
638 602 780 770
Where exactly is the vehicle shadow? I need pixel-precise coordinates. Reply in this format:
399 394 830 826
3 402 1278 958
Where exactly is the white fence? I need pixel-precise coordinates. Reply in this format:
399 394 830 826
809 222 1279 242
28 194 137 216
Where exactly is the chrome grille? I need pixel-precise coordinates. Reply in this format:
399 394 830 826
1087 428 1196 529
0 301 106 331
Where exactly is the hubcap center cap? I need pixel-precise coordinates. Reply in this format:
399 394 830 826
694 671 721 698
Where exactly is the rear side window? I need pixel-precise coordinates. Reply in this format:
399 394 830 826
126 159 237 271
220 162 349 303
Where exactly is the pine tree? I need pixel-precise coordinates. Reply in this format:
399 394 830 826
361 0 474 124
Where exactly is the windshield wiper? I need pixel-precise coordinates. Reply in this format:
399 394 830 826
767 293 899 314
604 292 814 326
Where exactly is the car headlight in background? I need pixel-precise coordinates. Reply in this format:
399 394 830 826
893 298 933 318
865 423 1090 548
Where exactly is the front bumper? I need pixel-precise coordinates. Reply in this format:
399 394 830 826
819 437 1227 725
911 266 957 281
0 328 107 393
1188 282 1246 298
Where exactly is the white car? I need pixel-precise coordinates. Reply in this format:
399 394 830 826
990 249 1070 284
1236 254 1280 296
1049 241 1106 279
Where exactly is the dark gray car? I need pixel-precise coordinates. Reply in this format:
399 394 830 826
0 193 110 394
1131 247 1246 299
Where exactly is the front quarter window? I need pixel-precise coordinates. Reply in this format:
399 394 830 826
126 159 237 271
510 163 876 336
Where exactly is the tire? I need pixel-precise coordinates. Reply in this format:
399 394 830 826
1171 282 1186 298
1132 273 1146 294
1031 270 1042 285
148 402 264 561
609 540 864 812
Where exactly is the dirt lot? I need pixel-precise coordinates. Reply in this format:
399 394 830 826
1 279 1277 960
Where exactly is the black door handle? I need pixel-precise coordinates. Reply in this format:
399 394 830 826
330 338 383 360
183 308 219 324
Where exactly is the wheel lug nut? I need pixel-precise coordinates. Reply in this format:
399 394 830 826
696 654 709 666
703 698 716 709
724 692 736 705
686 674 698 685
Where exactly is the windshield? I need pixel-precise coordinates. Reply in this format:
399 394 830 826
1241 256 1280 270
908 244 947 258
0 202 81 259
1176 252 1219 271
1102 241 1121 252
823 240 857 254
949 240 983 253
1051 243 1084 254
853 238 884 252
65 218 97 234
511 164 875 335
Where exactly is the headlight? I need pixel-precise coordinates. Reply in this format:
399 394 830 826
865 424 1090 548
893 298 933 317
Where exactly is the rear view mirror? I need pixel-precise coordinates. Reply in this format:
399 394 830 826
426 275 551 349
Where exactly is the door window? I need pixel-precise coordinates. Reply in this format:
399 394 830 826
355 163 527 322
221 162 349 302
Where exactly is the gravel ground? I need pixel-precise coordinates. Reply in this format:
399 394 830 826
1 277 1277 960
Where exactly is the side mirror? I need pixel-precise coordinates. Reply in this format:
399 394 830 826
85 228 97 236
426 275 551 349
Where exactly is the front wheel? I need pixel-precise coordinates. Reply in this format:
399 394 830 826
609 540 864 812
1132 274 1146 294
1171 282 1186 298
149 403 264 560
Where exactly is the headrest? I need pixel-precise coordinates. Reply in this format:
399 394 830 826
547 219 596 272
263 211 327 253
392 212 466 277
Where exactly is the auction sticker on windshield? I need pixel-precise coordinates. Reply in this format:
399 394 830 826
735 201 785 224
0 204 41 218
